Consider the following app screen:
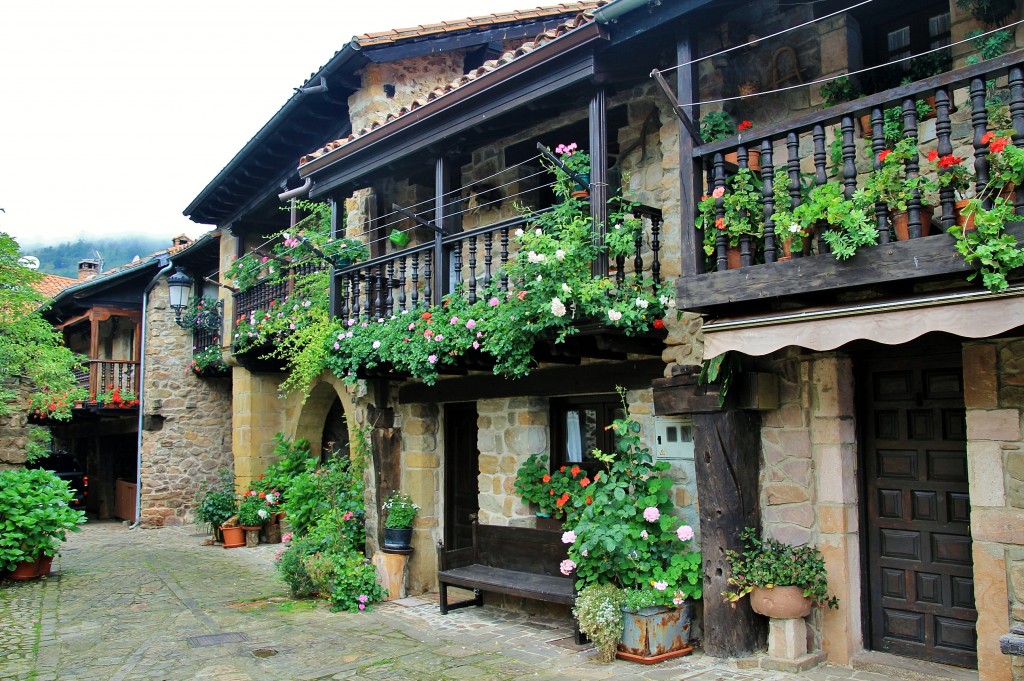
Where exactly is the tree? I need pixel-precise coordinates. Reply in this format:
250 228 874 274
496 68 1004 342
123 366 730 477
0 231 85 430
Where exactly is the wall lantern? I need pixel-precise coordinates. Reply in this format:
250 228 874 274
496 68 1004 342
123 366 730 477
167 266 194 327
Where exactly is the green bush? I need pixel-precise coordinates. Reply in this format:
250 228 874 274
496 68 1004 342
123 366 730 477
723 527 838 608
194 469 237 530
0 468 86 570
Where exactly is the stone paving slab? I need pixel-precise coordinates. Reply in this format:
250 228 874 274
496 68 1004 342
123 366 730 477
0 522 966 681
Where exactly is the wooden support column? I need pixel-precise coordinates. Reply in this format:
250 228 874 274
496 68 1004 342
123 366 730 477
693 408 766 657
677 29 703 276
589 88 609 277
329 197 343 319
433 157 449 303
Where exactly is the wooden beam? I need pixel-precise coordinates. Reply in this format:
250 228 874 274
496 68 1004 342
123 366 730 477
590 88 609 277
398 358 664 404
675 227 1024 312
676 29 704 278
693 410 766 657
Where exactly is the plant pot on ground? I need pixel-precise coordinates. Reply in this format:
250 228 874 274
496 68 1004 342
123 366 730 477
0 468 86 576
194 469 237 542
617 591 695 663
221 523 245 549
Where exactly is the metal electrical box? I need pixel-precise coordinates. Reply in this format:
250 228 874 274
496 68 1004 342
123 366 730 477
653 416 694 462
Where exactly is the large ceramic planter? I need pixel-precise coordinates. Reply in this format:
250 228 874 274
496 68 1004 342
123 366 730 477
616 602 694 664
749 585 812 619
383 527 413 551
221 525 245 549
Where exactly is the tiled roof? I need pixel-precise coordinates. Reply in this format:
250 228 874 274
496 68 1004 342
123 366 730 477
354 2 604 46
34 274 78 298
299 5 603 168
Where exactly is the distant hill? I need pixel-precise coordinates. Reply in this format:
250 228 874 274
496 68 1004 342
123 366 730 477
22 236 172 279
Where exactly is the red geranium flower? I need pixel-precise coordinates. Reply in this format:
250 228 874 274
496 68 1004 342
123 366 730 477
878 149 891 162
585 495 593 505
927 150 938 162
738 120 753 131
714 217 726 230
421 311 431 320
570 465 581 477
580 477 590 488
559 466 566 472
258 492 266 498
653 319 665 330
556 492 570 508
549 489 555 495
542 474 551 483
982 131 995 145
990 137 1009 154
938 154 963 169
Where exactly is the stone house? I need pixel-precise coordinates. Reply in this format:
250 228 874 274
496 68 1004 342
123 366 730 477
41 233 233 526
188 0 1024 678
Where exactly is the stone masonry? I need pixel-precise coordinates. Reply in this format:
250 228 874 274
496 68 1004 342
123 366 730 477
0 383 32 468
138 279 233 527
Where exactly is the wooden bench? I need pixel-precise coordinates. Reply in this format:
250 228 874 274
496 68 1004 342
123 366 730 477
437 522 582 642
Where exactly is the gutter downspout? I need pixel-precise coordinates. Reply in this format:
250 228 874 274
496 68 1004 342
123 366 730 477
130 256 173 529
278 177 312 202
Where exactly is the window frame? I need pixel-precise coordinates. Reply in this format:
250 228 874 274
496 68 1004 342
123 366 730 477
549 395 624 475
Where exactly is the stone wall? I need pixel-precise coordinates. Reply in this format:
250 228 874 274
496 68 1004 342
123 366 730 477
963 338 1024 681
139 279 233 527
0 382 31 469
477 396 548 527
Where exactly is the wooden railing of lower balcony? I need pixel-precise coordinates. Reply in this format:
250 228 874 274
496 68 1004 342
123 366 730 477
233 261 324 323
88 359 139 397
335 207 663 320
679 53 1024 312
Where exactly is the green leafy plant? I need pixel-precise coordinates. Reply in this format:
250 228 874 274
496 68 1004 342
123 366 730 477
514 453 552 513
699 110 737 143
957 0 1015 26
862 139 937 214
190 344 229 377
573 583 627 663
514 455 596 521
95 383 138 407
880 102 932 149
0 468 86 570
564 389 701 605
723 527 838 609
381 491 419 529
697 167 765 257
605 210 643 259
795 182 876 260
179 296 221 333
249 434 317 504
237 491 270 526
950 195 1024 291
194 469 237 531
819 76 860 107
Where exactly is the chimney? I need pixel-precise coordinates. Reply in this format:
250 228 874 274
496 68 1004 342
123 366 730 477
77 259 100 281
171 234 192 248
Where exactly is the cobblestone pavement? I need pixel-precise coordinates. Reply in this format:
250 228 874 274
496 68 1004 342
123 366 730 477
0 522 947 681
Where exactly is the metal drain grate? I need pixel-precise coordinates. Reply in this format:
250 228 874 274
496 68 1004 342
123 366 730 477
186 632 249 648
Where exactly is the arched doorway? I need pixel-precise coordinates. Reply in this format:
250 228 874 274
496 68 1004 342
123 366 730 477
321 397 351 463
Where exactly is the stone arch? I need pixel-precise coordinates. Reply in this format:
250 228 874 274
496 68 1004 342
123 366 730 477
288 375 358 458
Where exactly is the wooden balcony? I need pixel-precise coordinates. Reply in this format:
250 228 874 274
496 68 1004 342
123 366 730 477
678 53 1024 314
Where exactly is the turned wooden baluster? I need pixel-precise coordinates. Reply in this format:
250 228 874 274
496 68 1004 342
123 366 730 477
1010 66 1024 217
870 107 890 244
650 214 661 286
483 232 493 289
813 125 829 253
350 272 360 319
841 116 857 199
935 89 956 231
713 153 728 271
737 146 752 268
903 98 924 239
499 227 510 291
453 240 463 290
339 276 349 319
410 254 419 308
468 235 478 304
633 225 644 282
424 252 433 307
787 132 803 257
374 265 384 318
761 139 776 263
397 256 407 312
385 260 395 317
971 77 992 209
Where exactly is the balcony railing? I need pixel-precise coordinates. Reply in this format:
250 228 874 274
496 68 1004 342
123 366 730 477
85 359 139 398
336 207 663 320
233 260 324 324
678 53 1024 311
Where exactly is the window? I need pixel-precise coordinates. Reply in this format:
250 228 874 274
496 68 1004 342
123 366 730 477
852 0 952 91
550 396 625 474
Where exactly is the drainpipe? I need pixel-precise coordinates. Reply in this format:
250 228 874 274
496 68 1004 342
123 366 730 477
129 256 173 529
592 0 650 23
278 178 312 202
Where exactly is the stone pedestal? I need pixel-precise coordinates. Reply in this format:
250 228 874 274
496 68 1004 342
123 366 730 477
373 551 410 600
762 617 825 673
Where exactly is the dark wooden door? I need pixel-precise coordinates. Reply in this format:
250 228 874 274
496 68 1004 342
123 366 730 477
444 403 479 550
861 352 976 668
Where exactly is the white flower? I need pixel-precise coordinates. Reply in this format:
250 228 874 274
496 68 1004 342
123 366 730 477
555 249 566 261
257 508 269 520
561 283 571 293
372 340 381 349
550 297 567 317
635 297 649 309
608 309 623 321
514 228 524 237
535 228 543 236
789 222 801 234
659 295 670 306
536 275 543 282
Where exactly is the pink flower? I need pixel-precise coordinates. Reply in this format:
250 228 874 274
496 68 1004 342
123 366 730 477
408 323 415 331
449 317 459 325
465 319 476 330
673 596 684 606
281 532 293 543
561 530 576 544
488 297 499 307
357 594 369 603
640 530 648 539
559 559 577 575
428 354 437 364
358 603 366 611
472 341 479 350
653 581 668 591
643 506 660 522
676 525 694 542
711 186 725 199
333 342 340 350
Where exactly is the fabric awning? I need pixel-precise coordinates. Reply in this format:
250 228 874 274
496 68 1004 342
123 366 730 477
701 287 1024 359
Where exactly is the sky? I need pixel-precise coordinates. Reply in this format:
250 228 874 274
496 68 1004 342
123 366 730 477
0 0 545 249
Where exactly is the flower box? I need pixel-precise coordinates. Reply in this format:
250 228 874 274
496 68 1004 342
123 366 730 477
617 602 694 664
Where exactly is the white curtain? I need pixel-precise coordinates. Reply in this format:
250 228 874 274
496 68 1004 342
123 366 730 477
565 410 583 463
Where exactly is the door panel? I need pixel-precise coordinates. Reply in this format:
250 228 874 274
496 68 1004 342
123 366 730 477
861 352 976 668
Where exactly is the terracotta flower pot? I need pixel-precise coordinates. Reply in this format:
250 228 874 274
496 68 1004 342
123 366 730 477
9 558 40 580
37 555 54 576
891 207 934 241
749 585 813 619
724 149 761 172
221 525 245 549
955 199 976 232
726 246 742 270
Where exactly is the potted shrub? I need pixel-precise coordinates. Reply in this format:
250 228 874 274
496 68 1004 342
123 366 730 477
700 110 736 143
819 75 860 108
697 167 765 268
723 527 838 618
381 491 419 551
0 468 86 579
238 491 270 547
194 469 237 543
564 390 702 663
862 138 938 241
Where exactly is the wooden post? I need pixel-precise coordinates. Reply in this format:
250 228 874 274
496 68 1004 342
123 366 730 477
677 29 703 277
329 197 343 320
433 157 449 304
589 88 609 278
692 409 766 657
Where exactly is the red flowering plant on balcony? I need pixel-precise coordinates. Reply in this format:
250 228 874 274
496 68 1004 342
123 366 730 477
95 384 138 408
696 167 765 258
926 149 972 199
